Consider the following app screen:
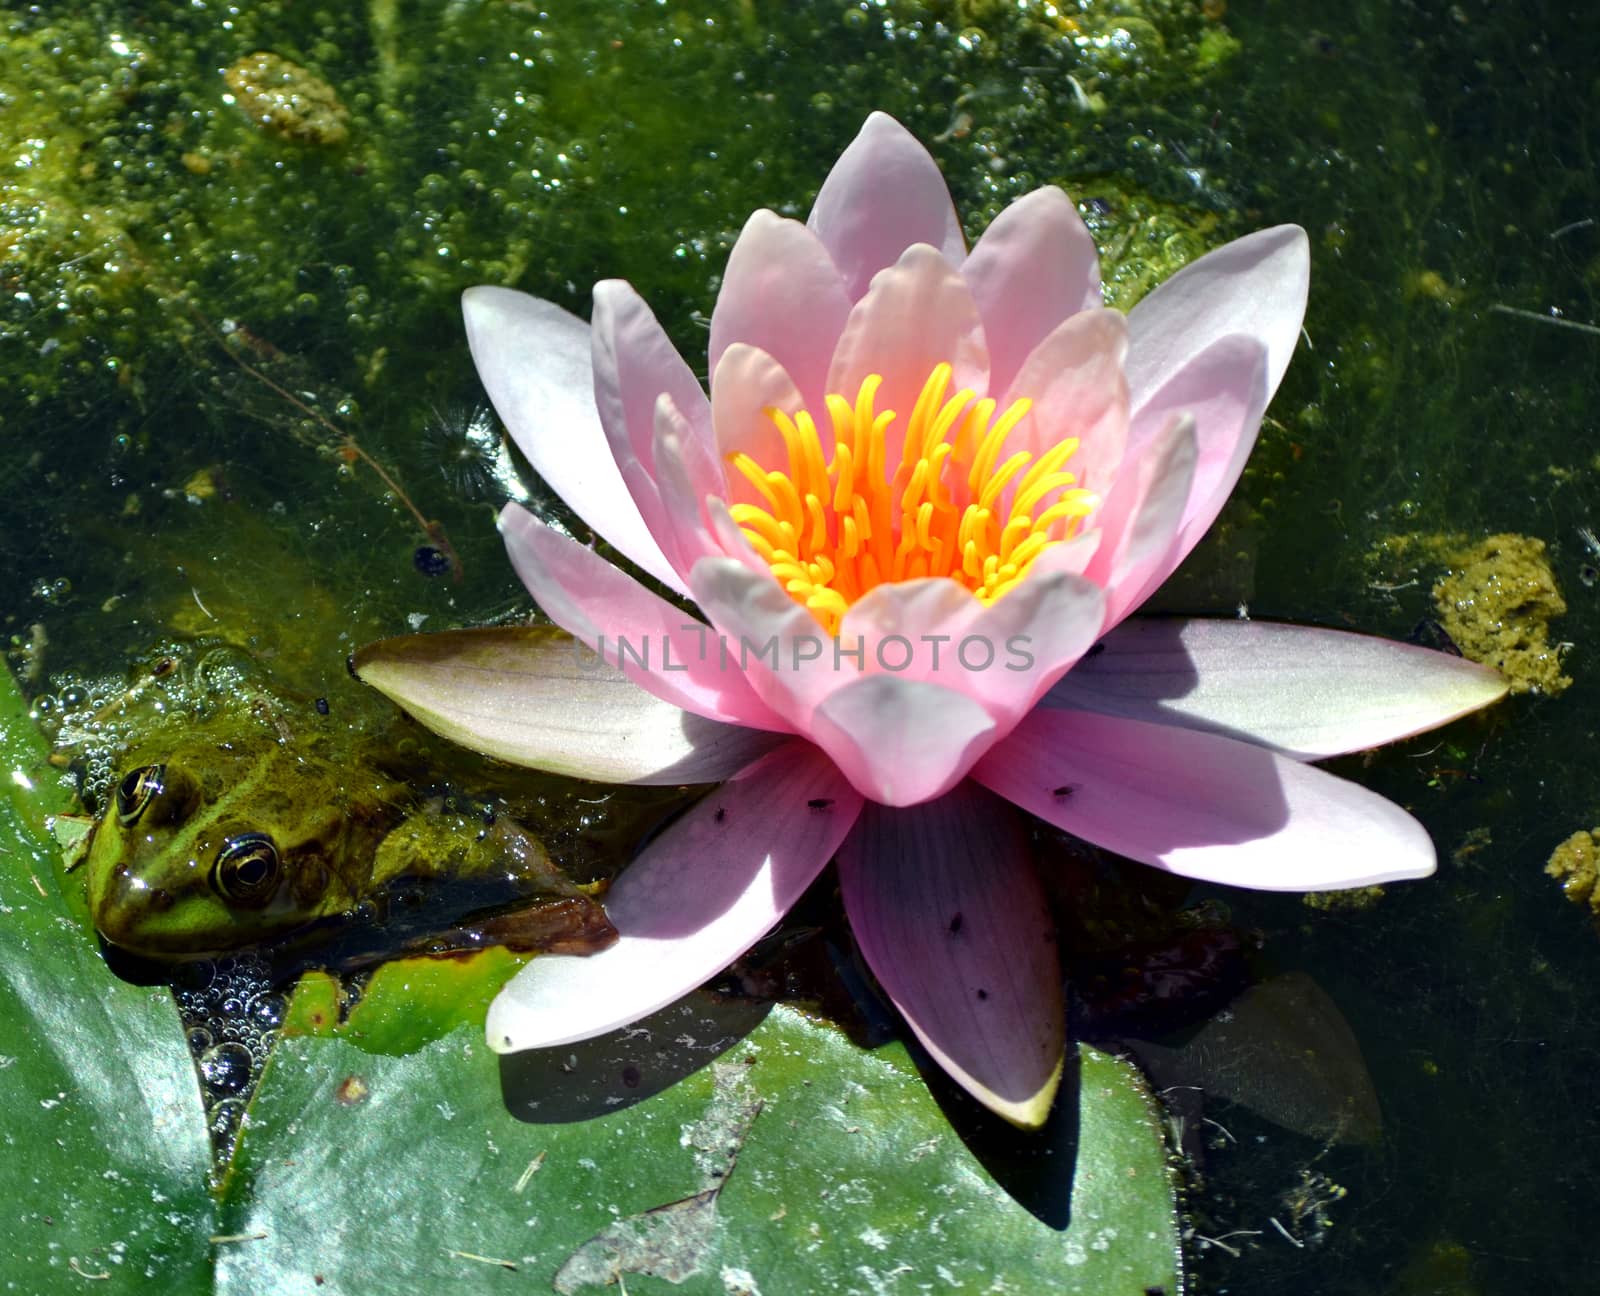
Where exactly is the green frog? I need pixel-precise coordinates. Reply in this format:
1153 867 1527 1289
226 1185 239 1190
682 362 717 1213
84 720 617 963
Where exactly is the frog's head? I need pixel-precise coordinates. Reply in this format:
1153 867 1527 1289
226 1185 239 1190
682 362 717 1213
85 737 359 959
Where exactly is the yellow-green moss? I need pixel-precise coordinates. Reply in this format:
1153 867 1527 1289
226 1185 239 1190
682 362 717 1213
222 52 349 146
1432 533 1570 695
1546 829 1600 914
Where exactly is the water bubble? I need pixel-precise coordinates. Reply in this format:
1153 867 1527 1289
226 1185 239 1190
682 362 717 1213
31 577 73 606
207 1097 247 1148
249 992 286 1031
198 1041 254 1097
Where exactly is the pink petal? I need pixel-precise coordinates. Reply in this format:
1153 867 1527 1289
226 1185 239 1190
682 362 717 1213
1125 224 1309 418
1045 617 1510 759
589 281 715 580
809 675 997 807
487 742 862 1051
807 112 967 303
500 504 788 732
590 280 712 474
963 186 1104 397
687 554 857 728
462 286 685 595
1001 307 1130 503
975 709 1437 890
838 784 1064 1128
709 211 852 418
710 344 807 506
353 627 783 784
943 549 1106 724
1118 335 1270 611
825 243 989 470
1082 413 1198 626
836 552 1105 729
649 392 724 575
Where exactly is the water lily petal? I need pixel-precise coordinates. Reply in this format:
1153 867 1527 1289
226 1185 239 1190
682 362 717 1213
1046 617 1510 759
353 626 784 784
1082 413 1198 626
838 784 1064 1128
825 243 989 467
710 211 852 418
646 392 727 576
947 551 1106 723
462 286 685 595
1118 335 1271 614
710 343 808 506
590 281 714 563
500 504 789 731
807 111 966 302
975 709 1437 889
1001 306 1130 502
687 554 854 726
486 741 862 1052
810 675 997 807
836 549 1104 727
963 185 1104 396
1125 224 1309 418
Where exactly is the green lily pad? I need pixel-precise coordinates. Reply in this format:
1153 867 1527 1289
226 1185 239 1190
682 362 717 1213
218 998 1179 1292
0 668 216 1291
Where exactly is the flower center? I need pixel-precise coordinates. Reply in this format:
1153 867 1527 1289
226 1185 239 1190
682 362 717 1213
726 362 1099 633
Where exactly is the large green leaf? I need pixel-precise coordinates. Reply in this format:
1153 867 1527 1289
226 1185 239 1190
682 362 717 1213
0 669 215 1293
218 995 1179 1293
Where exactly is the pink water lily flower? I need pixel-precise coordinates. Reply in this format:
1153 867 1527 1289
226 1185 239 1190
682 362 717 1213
359 114 1506 1127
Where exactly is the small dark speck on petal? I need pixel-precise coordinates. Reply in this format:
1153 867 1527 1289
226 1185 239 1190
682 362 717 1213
807 798 834 809
1052 785 1074 798
714 807 727 823
948 912 964 935
976 988 989 1000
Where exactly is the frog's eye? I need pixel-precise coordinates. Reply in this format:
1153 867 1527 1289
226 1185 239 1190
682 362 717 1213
211 833 281 907
115 765 166 826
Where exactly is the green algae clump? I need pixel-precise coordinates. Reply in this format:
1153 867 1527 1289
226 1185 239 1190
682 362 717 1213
1546 829 1600 916
223 52 349 146
1302 885 1386 913
1432 533 1570 696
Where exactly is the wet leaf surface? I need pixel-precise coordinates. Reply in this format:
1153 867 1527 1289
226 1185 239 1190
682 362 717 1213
0 670 215 1293
218 999 1179 1294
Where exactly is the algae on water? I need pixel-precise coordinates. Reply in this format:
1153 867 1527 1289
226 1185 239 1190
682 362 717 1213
1546 829 1600 917
1431 534 1571 696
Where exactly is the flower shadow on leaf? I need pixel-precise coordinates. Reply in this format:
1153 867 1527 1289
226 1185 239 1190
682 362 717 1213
911 1033 1085 1230
499 991 770 1124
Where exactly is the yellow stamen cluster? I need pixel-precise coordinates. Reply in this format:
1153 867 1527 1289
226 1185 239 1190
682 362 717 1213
727 362 1099 634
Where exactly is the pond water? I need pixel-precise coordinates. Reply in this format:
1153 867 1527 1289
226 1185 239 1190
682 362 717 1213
3 2 1596 1293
